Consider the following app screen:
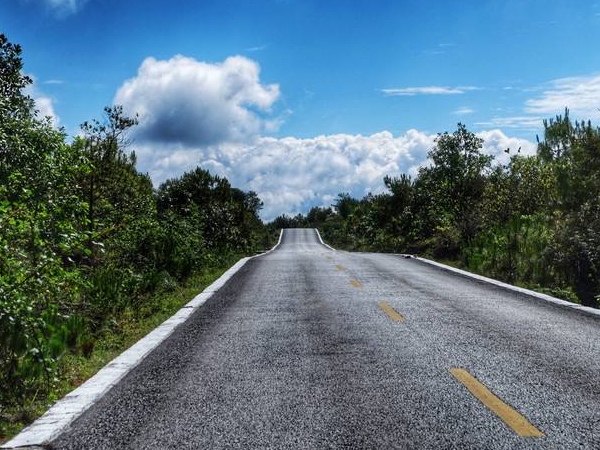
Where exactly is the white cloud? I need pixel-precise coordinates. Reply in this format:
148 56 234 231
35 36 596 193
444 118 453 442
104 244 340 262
133 130 435 220
525 74 600 118
476 73 600 132
133 128 534 221
478 129 537 165
115 55 280 147
381 86 479 96
245 44 269 52
43 79 64 85
476 116 543 130
42 0 89 16
34 95 59 127
422 50 445 56
24 76 60 127
454 107 474 115
116 54 535 219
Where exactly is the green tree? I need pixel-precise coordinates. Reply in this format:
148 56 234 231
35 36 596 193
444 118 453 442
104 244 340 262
0 34 89 404
158 167 265 253
539 112 600 307
416 124 492 257
77 106 146 264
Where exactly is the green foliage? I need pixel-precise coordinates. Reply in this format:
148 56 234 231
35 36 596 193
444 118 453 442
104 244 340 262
538 112 600 306
0 33 270 421
157 167 267 254
416 124 491 247
465 214 554 284
0 34 89 406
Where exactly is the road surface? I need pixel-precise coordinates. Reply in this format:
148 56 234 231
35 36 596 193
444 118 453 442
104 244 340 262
51 228 600 449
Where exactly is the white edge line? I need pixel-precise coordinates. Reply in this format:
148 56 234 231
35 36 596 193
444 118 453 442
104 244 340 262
413 256 600 318
315 228 335 251
2 229 284 449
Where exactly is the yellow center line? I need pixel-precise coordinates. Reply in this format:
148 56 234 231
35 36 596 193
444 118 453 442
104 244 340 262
449 368 544 437
335 264 345 271
378 301 405 322
349 278 362 289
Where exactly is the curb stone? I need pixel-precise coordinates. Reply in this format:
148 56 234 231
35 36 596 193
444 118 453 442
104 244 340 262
1 230 284 449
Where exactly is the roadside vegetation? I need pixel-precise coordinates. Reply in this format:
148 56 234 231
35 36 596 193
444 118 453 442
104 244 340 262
0 35 273 440
3 29 600 442
273 121 600 309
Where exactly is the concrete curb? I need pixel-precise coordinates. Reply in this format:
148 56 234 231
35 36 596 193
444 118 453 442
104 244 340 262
315 229 335 251
412 256 600 319
2 230 284 449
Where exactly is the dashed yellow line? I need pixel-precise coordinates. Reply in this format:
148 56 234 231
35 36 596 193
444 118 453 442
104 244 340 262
378 302 405 322
335 264 345 271
349 278 362 289
449 368 544 437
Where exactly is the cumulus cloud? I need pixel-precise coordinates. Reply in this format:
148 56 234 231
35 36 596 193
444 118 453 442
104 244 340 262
525 74 600 118
478 129 537 165
132 128 534 220
114 55 280 147
24 77 60 127
116 54 536 219
381 86 479 96
34 95 59 126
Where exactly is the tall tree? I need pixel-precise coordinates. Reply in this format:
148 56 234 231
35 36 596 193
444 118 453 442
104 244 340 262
417 124 492 249
539 112 600 307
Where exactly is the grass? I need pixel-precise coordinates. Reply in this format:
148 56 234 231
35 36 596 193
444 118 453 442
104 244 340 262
0 255 241 444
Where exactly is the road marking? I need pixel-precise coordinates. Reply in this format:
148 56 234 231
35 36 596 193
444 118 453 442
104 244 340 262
350 278 362 289
335 264 345 271
315 228 336 251
378 302 405 322
449 368 544 437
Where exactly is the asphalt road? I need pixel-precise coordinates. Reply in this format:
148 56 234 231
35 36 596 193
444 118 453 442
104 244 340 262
52 228 600 449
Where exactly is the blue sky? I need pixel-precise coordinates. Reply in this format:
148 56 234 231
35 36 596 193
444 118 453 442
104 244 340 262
3 0 600 218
